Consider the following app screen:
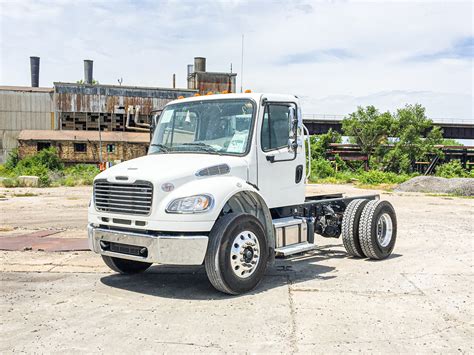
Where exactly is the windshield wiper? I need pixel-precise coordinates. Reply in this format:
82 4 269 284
180 142 221 154
150 143 169 153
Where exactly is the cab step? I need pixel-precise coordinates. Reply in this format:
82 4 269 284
275 242 317 257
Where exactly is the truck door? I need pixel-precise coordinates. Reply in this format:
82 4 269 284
257 101 306 208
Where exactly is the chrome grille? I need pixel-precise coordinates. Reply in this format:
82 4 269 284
94 179 153 216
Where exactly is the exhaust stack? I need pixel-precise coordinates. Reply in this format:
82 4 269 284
84 59 93 84
30 56 40 87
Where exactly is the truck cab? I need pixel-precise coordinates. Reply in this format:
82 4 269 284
88 93 397 294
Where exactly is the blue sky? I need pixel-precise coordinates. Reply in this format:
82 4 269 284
0 0 472 119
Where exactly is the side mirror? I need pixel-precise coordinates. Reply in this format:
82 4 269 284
149 110 162 142
288 107 299 152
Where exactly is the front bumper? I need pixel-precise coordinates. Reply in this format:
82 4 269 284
88 225 208 265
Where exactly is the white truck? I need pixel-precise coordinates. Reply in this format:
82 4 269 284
88 93 397 294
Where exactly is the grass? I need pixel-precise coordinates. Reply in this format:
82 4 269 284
12 192 38 197
0 148 100 188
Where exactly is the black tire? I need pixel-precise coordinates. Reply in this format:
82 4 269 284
205 213 269 295
102 255 152 274
359 200 397 260
341 199 369 257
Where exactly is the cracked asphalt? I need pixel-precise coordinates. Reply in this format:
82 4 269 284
0 185 473 353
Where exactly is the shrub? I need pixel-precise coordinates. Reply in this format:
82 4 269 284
311 158 335 179
1 177 19 188
357 170 412 185
63 164 100 185
435 160 469 178
4 149 20 170
0 164 11 177
9 147 64 186
309 129 342 160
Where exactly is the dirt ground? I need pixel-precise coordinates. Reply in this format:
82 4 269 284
0 184 473 353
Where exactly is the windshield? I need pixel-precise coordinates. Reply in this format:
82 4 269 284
149 99 255 156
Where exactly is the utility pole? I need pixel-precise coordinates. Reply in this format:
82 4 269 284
240 34 244 93
98 114 103 164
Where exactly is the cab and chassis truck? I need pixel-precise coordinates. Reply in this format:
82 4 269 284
88 93 397 294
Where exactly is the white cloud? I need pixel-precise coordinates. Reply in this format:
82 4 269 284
0 0 472 118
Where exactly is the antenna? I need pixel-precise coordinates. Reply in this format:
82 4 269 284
240 34 244 93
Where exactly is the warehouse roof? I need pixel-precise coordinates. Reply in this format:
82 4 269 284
0 86 54 93
18 130 149 143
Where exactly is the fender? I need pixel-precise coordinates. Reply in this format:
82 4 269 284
166 175 275 259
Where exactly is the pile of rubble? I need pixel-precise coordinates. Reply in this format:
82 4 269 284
396 176 474 196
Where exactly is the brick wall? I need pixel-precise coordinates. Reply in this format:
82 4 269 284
18 140 148 163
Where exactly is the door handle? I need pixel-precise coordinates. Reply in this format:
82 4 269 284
266 155 275 163
295 165 303 183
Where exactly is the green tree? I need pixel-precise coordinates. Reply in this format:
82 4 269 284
309 128 341 160
342 106 393 168
382 104 443 173
76 79 99 85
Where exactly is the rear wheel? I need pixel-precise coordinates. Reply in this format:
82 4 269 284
205 213 269 295
102 255 152 274
359 200 397 260
341 199 369 257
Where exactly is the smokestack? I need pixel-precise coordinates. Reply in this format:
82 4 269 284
84 59 93 84
187 64 194 89
187 64 194 76
30 56 40 87
194 57 206 72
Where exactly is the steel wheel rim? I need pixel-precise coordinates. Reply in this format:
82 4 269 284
376 213 393 247
230 230 260 279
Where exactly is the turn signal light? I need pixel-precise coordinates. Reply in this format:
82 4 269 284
244 89 252 93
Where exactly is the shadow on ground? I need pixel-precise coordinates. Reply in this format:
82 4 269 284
100 244 394 300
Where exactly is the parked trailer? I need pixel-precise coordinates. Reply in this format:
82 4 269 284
88 93 397 294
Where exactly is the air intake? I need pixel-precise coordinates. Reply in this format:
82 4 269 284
195 164 230 177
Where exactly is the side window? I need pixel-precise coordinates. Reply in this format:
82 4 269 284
261 104 292 152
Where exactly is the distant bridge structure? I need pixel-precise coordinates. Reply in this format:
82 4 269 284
303 114 474 140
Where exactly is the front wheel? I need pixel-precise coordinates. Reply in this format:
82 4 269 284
205 213 269 295
102 255 152 274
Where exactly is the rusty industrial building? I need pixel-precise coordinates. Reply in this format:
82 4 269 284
1 56 237 163
17 130 149 163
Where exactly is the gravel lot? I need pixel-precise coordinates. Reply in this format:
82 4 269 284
0 184 473 353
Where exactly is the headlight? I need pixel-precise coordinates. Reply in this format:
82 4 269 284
166 194 214 214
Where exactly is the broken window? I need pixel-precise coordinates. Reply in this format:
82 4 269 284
74 143 87 153
37 142 51 151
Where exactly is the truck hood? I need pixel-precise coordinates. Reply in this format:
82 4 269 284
95 153 249 185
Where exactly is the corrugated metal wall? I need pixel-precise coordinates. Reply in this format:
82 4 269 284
0 90 53 162
55 83 196 115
